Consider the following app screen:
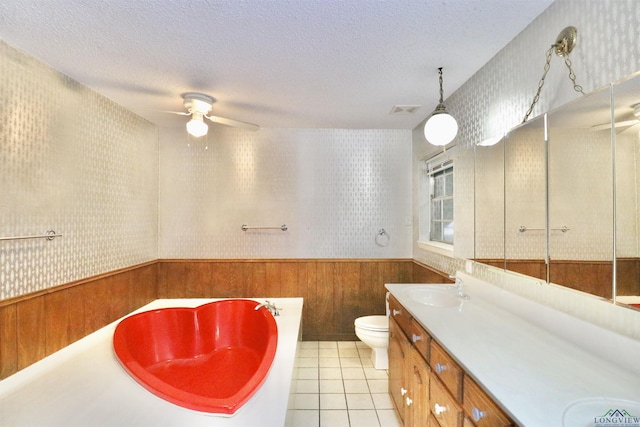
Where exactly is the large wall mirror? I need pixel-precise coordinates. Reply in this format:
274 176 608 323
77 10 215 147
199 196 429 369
473 70 640 310
613 73 640 305
547 83 614 298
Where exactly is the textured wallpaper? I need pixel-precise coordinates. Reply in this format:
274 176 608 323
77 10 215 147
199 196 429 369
415 0 640 268
0 41 158 300
159 127 412 259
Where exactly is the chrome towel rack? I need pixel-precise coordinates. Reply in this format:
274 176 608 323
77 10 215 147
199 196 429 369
519 225 570 233
0 230 63 241
241 224 288 231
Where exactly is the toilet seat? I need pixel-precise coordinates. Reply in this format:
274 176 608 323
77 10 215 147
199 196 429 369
354 315 388 331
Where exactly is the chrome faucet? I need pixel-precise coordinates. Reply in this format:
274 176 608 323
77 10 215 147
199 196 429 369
254 300 281 316
448 277 470 300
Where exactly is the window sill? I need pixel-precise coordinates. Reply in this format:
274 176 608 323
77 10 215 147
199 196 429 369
417 240 454 257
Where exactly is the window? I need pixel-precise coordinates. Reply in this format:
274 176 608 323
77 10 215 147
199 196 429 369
430 166 454 244
419 151 455 246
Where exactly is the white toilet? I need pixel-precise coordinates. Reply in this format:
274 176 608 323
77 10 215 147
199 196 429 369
354 293 390 370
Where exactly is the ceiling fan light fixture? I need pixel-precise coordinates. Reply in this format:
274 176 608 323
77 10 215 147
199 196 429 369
424 68 458 146
186 113 208 137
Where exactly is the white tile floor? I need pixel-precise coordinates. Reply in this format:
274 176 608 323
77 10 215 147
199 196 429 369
285 341 402 427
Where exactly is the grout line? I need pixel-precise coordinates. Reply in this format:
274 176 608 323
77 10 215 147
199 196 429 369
291 341 396 427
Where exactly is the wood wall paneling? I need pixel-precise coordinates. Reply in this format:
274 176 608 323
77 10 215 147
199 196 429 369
337 262 361 340
157 261 185 298
16 296 46 370
313 262 339 340
295 262 318 341
1 262 157 380
246 262 267 297
616 258 640 296
44 290 70 355
1 259 448 379
412 260 452 284
209 262 233 297
0 304 17 378
153 259 442 341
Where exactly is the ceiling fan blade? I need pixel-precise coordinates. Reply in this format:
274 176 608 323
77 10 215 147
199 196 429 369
591 119 638 132
617 122 640 136
205 114 260 131
153 110 191 116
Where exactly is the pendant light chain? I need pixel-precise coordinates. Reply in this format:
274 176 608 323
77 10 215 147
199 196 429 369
522 46 554 124
438 67 444 104
564 55 585 95
424 67 458 146
522 43 585 124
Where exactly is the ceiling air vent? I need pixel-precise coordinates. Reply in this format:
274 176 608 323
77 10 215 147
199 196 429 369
390 105 421 115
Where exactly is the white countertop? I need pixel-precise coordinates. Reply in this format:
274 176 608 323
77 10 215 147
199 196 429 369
0 298 303 427
386 274 640 427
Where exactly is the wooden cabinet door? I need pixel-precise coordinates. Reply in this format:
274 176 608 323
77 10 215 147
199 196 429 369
408 345 430 426
428 413 441 427
389 317 408 421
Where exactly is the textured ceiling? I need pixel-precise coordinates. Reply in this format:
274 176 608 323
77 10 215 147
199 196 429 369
0 0 554 130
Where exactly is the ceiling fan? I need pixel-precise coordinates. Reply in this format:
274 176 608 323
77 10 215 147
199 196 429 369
591 102 640 134
167 93 259 137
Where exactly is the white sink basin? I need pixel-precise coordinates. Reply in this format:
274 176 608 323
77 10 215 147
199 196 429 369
405 285 461 307
562 397 640 427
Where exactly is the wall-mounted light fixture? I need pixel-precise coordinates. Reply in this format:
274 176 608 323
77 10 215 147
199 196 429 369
478 26 586 147
521 26 585 124
424 67 458 146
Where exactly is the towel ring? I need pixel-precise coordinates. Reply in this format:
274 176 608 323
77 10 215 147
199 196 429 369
375 229 390 247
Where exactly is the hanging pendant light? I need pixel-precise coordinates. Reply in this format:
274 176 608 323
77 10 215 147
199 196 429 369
424 67 458 146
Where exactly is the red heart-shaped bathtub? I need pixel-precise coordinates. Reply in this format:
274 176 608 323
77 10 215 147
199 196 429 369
113 299 278 415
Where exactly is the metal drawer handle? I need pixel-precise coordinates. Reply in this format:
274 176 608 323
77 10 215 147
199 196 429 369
435 362 447 373
406 397 413 406
434 403 447 415
401 387 407 396
473 407 486 421
393 309 401 316
412 334 422 343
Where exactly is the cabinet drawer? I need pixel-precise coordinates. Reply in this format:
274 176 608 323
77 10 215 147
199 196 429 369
430 374 463 427
389 294 413 338
430 340 464 400
408 318 430 361
463 376 513 427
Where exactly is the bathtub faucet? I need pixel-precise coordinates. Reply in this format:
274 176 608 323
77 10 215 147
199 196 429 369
255 300 281 316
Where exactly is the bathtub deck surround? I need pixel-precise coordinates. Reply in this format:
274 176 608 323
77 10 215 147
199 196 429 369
0 298 303 426
386 274 640 426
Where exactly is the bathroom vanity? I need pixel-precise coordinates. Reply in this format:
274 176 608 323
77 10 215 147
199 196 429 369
386 274 640 426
